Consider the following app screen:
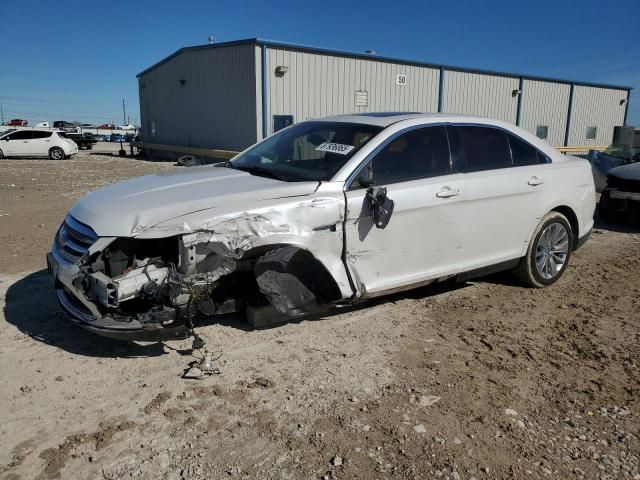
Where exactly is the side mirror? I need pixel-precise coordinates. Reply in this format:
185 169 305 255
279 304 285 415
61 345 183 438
367 186 394 229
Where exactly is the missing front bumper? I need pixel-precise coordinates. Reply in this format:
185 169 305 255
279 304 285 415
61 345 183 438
48 253 189 341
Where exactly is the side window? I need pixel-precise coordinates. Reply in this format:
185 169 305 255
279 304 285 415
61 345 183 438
370 126 450 185
508 133 547 166
7 131 33 140
451 126 511 172
31 131 52 139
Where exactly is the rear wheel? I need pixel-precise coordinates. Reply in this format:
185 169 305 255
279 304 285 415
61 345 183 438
49 147 65 160
516 211 573 287
0 149 4 159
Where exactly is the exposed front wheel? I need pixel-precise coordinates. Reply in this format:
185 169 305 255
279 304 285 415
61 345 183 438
49 147 65 160
516 211 573 287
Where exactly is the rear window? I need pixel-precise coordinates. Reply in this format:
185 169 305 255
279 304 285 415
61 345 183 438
508 133 548 166
451 126 511 172
56 132 69 138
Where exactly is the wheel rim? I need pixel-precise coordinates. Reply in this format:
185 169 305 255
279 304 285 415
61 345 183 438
535 222 569 280
51 149 62 159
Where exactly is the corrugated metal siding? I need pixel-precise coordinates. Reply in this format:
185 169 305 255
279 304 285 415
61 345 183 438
443 71 519 122
568 86 627 146
264 48 440 134
520 80 570 147
138 44 257 152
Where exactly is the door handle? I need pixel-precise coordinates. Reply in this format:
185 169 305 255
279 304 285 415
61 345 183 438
23 141 29 143
528 176 544 186
436 186 461 198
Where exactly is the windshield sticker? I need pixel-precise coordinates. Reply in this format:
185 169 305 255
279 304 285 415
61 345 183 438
315 142 355 155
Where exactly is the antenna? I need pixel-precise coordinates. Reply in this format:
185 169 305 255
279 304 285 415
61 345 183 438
208 35 215 45
122 99 126 125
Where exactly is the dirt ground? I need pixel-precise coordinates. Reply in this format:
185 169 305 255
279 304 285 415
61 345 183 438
0 153 639 480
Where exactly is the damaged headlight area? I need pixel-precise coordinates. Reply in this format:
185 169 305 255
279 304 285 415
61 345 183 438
49 217 342 341
68 234 256 338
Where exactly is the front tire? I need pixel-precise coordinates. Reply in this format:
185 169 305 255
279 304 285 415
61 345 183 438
516 211 573 288
49 147 65 160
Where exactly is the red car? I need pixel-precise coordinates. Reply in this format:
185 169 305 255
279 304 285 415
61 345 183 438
7 119 28 127
97 123 115 129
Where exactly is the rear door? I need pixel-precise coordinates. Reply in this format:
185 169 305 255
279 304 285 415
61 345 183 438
344 125 468 295
2 130 32 156
29 130 54 156
447 125 549 269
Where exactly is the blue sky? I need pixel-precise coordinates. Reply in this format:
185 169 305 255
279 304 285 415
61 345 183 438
1 0 638 127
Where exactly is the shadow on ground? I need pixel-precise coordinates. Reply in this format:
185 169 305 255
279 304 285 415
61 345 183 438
4 269 475 358
3 269 166 358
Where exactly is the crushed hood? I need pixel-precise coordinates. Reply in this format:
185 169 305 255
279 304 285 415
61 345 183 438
70 166 319 237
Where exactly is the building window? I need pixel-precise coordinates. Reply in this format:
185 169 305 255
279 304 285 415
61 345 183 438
273 115 293 133
355 90 368 107
586 126 597 140
535 125 548 140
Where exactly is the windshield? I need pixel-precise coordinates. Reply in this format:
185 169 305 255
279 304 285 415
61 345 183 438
230 121 382 182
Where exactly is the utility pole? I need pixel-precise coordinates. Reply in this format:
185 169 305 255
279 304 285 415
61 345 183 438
0 105 4 124
122 99 126 125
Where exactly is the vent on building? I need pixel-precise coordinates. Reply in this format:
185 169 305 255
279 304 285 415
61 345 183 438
355 90 369 107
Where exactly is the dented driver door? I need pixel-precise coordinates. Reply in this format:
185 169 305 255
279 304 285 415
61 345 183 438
343 125 468 297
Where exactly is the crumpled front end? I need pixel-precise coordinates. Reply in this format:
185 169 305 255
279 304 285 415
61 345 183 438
47 188 350 341
48 215 193 340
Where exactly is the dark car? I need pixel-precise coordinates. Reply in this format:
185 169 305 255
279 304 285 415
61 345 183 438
109 133 126 142
53 120 78 132
599 162 640 223
8 119 28 127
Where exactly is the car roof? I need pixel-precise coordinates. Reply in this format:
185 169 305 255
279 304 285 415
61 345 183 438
315 112 492 127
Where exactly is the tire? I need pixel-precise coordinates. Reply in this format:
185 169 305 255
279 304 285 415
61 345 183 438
515 211 574 288
0 149 4 159
49 147 65 160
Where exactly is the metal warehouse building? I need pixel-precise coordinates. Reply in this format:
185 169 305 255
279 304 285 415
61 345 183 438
137 38 632 155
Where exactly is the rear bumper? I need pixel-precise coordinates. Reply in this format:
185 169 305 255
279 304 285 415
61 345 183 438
47 252 188 341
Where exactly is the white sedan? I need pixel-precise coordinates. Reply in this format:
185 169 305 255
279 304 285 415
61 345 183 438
0 129 78 159
47 113 595 340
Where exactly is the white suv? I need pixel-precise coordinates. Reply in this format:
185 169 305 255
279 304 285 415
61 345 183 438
0 129 78 159
47 113 595 341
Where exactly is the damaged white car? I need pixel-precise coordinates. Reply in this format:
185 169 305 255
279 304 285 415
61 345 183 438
47 113 595 341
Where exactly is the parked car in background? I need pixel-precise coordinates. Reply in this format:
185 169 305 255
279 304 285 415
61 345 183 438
97 123 116 130
0 129 78 159
46 113 595 340
117 123 136 131
8 119 28 126
599 162 640 223
53 120 79 133
66 132 97 150
109 133 126 142
93 134 106 142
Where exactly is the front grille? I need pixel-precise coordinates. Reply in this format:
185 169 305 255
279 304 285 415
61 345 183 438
53 215 98 265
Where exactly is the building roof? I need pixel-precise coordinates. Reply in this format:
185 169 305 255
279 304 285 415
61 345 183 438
137 38 633 91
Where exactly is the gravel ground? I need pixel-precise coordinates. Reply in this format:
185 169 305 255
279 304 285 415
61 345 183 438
0 153 639 480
